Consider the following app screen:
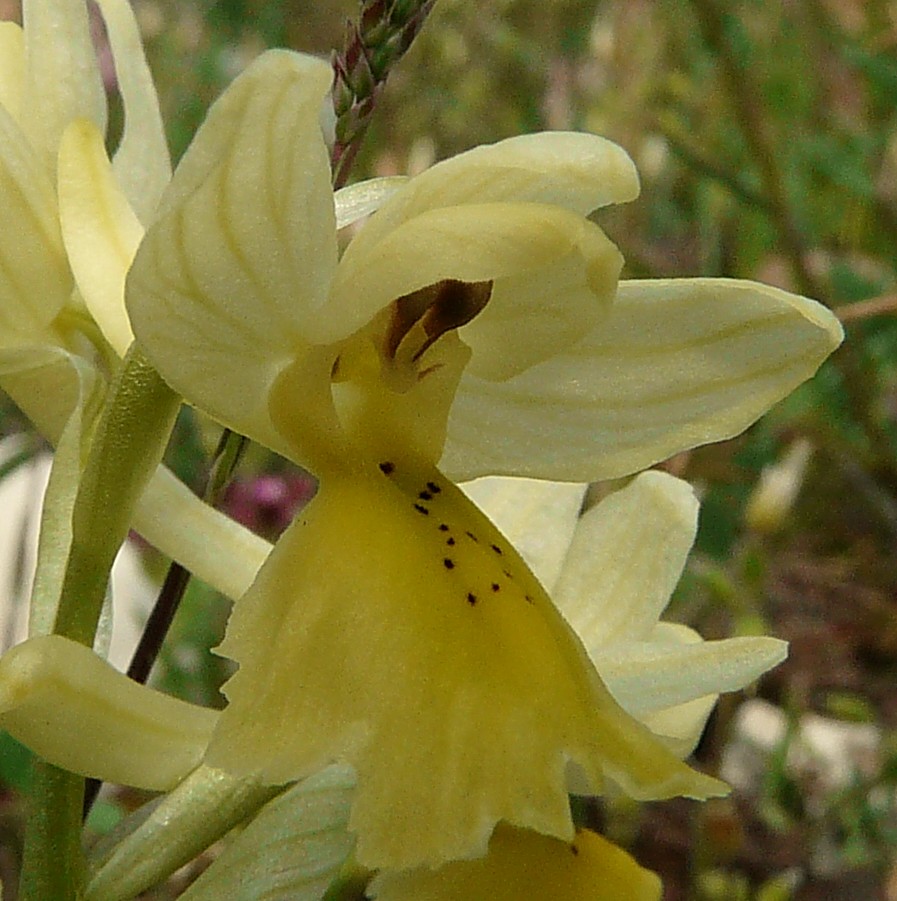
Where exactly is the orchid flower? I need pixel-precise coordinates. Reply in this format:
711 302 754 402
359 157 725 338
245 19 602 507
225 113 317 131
0 0 275 612
0 0 166 443
122 44 841 871
0 472 778 896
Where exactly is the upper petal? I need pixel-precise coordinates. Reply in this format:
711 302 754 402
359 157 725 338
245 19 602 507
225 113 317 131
96 0 171 222
346 132 639 261
442 278 844 482
325 202 622 380
553 471 696 646
127 50 336 454
22 0 106 176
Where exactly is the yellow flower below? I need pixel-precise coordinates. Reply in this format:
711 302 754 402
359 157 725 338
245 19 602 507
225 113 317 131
370 824 661 901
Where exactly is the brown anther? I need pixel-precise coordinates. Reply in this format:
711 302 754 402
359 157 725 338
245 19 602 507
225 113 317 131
385 278 493 362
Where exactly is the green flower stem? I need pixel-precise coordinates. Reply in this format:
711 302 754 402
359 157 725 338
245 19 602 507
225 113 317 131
21 344 180 901
85 766 282 901
20 761 85 901
53 343 180 644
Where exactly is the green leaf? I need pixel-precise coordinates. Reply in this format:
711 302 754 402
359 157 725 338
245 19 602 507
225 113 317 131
180 766 356 901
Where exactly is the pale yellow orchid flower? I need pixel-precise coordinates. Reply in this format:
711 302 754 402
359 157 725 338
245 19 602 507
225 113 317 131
0 0 277 611
0 0 168 430
125 47 840 870
464 470 787 759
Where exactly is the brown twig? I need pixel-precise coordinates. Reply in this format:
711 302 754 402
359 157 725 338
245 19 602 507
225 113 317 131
836 294 897 324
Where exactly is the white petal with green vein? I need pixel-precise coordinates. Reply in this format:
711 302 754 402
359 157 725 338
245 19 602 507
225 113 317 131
442 278 843 482
346 131 640 259
180 766 355 901
22 0 106 175
127 51 336 455
96 0 171 222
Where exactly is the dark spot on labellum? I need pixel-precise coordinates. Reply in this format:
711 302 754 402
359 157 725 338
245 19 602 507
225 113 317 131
438 524 450 532
570 844 579 856
525 594 534 604
418 491 433 501
467 593 477 606
379 462 395 475
465 531 478 542
414 504 429 515
491 583 500 592
447 537 455 546
490 544 503 555
427 482 441 494
443 559 455 570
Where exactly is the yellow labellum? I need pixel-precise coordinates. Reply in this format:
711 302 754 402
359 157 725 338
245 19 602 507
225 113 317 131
206 464 724 870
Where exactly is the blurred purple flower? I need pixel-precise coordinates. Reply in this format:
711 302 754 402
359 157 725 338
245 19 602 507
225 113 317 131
224 472 317 539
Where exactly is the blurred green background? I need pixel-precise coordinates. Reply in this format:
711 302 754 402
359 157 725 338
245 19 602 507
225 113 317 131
2 0 897 898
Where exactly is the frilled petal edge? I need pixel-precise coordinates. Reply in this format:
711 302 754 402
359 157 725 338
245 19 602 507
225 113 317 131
205 472 723 871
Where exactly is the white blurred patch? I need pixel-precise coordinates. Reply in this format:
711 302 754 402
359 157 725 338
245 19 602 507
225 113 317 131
0 436 156 671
